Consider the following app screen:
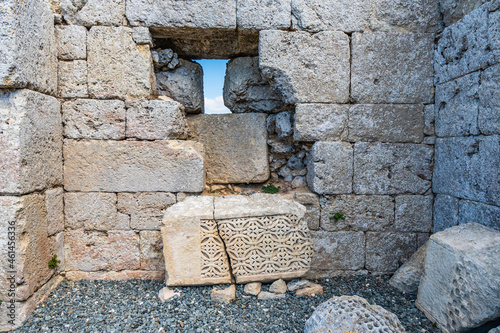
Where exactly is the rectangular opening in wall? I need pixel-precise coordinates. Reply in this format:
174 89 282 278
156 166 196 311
195 59 231 114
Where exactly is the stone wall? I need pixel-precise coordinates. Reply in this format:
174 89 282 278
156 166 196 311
433 1 500 233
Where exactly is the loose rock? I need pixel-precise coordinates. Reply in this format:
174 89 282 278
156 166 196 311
257 291 286 300
269 279 287 294
288 279 311 292
243 283 262 296
211 285 236 304
158 287 180 302
296 283 324 297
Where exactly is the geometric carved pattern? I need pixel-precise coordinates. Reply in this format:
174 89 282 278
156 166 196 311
200 219 231 279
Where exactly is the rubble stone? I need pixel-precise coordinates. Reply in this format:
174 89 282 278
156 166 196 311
244 282 262 296
295 283 323 297
269 279 287 294
258 291 286 300
287 279 311 292
58 60 88 98
294 104 348 142
158 287 180 302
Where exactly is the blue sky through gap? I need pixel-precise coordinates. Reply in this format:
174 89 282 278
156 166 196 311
194 59 231 114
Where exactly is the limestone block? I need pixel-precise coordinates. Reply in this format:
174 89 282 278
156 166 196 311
440 0 488 26
389 242 428 294
294 104 348 142
371 0 440 33
64 229 140 271
126 0 236 29
117 192 176 230
0 0 57 94
319 195 394 232
260 31 350 104
353 143 433 195
291 0 370 33
459 200 500 231
0 194 53 302
62 99 125 140
88 27 154 100
55 25 87 60
58 60 88 98
395 195 433 232
132 27 152 46
433 136 500 206
479 64 500 135
64 192 129 231
45 188 64 236
0 90 62 194
309 231 365 271
366 232 417 273
424 104 435 136
156 59 203 113
162 196 232 286
126 100 190 140
188 114 268 184
416 223 500 333
348 104 424 143
294 193 320 231
351 32 434 104
435 71 480 137
140 230 164 271
237 0 291 30
307 141 353 195
60 0 125 26
305 295 405 333
433 195 459 233
223 57 284 114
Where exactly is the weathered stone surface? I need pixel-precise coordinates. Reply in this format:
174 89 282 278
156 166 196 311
244 282 262 296
223 57 284 113
132 27 152 46
433 136 500 206
140 230 164 271
64 140 205 192
433 194 460 233
152 49 179 70
288 279 311 292
126 0 236 29
258 291 286 300
351 32 434 104
60 0 125 26
479 64 500 135
459 200 500 231
371 0 440 33
158 286 180 302
366 232 417 273
237 0 291 30
156 59 203 113
126 100 189 140
424 104 435 136
0 0 57 94
354 143 433 195
309 231 365 271
275 111 293 139
305 295 406 333
64 192 129 231
65 270 164 281
295 282 323 297
291 0 370 33
491 8 500 60
348 104 424 143
435 71 480 137
269 279 287 294
45 188 64 236
64 229 140 272
0 90 62 194
62 99 125 140
55 25 87 60
395 195 433 232
58 60 88 98
294 193 320 231
307 142 353 195
260 31 350 104
49 232 65 274
188 114 268 184
320 195 394 232
294 104 348 142
117 192 176 230
440 0 488 26
417 223 500 333
389 242 428 294
88 27 154 100
489 327 500 333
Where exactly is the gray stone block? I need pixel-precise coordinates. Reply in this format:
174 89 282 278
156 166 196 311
237 0 291 30
351 32 434 104
479 64 500 135
366 232 417 273
354 143 433 195
293 104 348 142
348 104 424 143
371 0 440 33
309 231 365 271
58 60 89 98
307 142 353 195
424 104 435 136
55 25 87 60
440 0 488 26
459 200 500 231
60 0 126 26
389 242 428 294
395 195 433 232
433 194 460 233
490 9 500 61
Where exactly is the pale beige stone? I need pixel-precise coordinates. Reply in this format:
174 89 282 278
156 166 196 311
45 188 64 236
118 192 176 230
295 282 323 297
140 230 164 271
49 232 65 274
269 279 287 294
244 282 262 296
55 25 87 60
58 60 88 98
211 285 236 303
60 0 126 26
158 287 180 302
65 270 164 281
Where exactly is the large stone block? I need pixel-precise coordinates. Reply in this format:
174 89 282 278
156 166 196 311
307 142 353 195
55 25 87 60
416 223 500 333
126 100 190 140
395 195 433 232
188 114 268 184
156 59 204 114
459 200 500 231
223 57 284 113
440 0 488 26
88 27 155 100
62 99 125 140
309 231 365 271
117 192 176 230
45 188 64 236
260 31 350 104
293 104 348 142
366 232 417 273
0 90 62 194
479 64 500 135
60 0 126 26
354 142 434 195
424 104 435 136
319 195 394 232
126 0 236 29
58 60 88 98
348 104 424 143
237 0 291 30
371 0 440 33
433 194 459 233
351 32 434 104
0 0 57 94
63 140 205 192
435 71 480 137
64 229 140 271
433 136 500 206
140 230 164 271
293 193 321 231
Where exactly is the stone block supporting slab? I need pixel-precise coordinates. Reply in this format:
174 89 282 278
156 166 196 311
63 140 205 192
117 192 176 230
60 0 126 26
366 232 417 273
294 104 348 142
237 0 291 30
0 90 62 195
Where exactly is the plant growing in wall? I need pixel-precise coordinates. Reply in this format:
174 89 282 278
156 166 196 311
330 212 346 222
48 255 61 269
262 183 281 194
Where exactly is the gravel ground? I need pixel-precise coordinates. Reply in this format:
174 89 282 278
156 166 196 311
13 275 440 333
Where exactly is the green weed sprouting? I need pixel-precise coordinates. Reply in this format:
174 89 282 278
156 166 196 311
330 212 346 222
262 183 281 194
48 255 61 269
